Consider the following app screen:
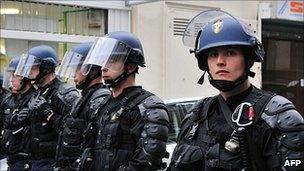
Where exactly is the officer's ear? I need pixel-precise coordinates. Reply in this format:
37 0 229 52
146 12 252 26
126 63 138 75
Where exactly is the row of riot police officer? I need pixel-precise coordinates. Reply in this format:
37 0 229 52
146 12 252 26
0 31 170 171
0 45 80 170
1 9 304 171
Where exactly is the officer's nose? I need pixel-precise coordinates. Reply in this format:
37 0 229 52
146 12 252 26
101 67 108 72
216 55 226 67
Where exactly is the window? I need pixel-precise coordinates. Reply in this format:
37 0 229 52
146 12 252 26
262 19 304 115
1 0 108 36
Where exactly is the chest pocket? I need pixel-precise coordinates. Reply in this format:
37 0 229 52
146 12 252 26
171 144 204 170
102 108 125 148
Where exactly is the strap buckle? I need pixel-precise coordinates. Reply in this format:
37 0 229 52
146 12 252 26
188 123 199 140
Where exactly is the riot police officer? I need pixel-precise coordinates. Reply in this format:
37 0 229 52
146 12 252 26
1 57 20 161
168 10 304 171
14 45 80 170
0 74 5 160
0 74 7 102
1 55 38 170
0 57 19 152
78 31 170 171
55 42 111 170
0 74 7 136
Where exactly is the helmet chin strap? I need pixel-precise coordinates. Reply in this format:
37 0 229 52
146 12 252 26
76 67 102 90
16 78 31 93
197 68 255 92
32 67 52 87
209 73 248 92
104 68 136 88
209 67 256 92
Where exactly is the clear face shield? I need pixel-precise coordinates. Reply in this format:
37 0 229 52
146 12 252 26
3 67 24 92
2 68 13 91
56 51 84 81
14 53 41 80
182 9 256 49
81 37 132 75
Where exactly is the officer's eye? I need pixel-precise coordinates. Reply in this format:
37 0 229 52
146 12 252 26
225 50 237 56
208 51 218 58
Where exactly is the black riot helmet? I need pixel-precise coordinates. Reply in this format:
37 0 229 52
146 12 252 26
2 57 20 91
106 31 145 67
15 45 58 87
56 42 100 90
81 31 145 87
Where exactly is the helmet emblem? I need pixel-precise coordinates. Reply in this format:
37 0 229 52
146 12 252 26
212 19 223 34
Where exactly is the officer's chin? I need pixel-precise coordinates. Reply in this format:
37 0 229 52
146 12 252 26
213 76 233 82
11 89 19 94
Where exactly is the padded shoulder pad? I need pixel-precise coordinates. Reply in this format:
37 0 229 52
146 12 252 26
142 95 166 109
188 98 206 113
262 95 304 131
58 84 78 95
264 95 296 115
88 88 111 110
138 95 169 125
145 107 169 125
57 84 80 107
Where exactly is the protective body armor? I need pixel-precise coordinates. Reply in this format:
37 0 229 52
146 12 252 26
57 84 111 168
0 93 17 132
82 86 169 171
0 91 9 158
0 90 8 110
1 87 36 165
29 78 79 160
168 86 304 171
1 92 17 158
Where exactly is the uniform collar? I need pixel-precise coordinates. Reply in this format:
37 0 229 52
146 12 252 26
81 83 105 96
112 86 142 101
225 85 253 111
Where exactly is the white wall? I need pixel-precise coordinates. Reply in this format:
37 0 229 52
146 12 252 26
132 1 166 97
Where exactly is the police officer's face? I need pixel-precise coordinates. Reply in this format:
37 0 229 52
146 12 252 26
74 68 86 86
11 74 23 93
207 46 245 81
29 66 40 79
101 61 125 81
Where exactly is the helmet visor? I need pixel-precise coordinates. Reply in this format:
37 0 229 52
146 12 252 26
14 53 41 79
56 51 84 80
81 37 131 75
2 68 13 90
183 9 256 48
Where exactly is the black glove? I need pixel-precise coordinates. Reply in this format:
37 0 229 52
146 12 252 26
28 95 53 122
10 108 30 127
117 166 127 171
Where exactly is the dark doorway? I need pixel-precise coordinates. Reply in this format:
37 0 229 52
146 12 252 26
262 19 304 115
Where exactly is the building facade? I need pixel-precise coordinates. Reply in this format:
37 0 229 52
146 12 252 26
1 0 303 113
1 0 130 71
